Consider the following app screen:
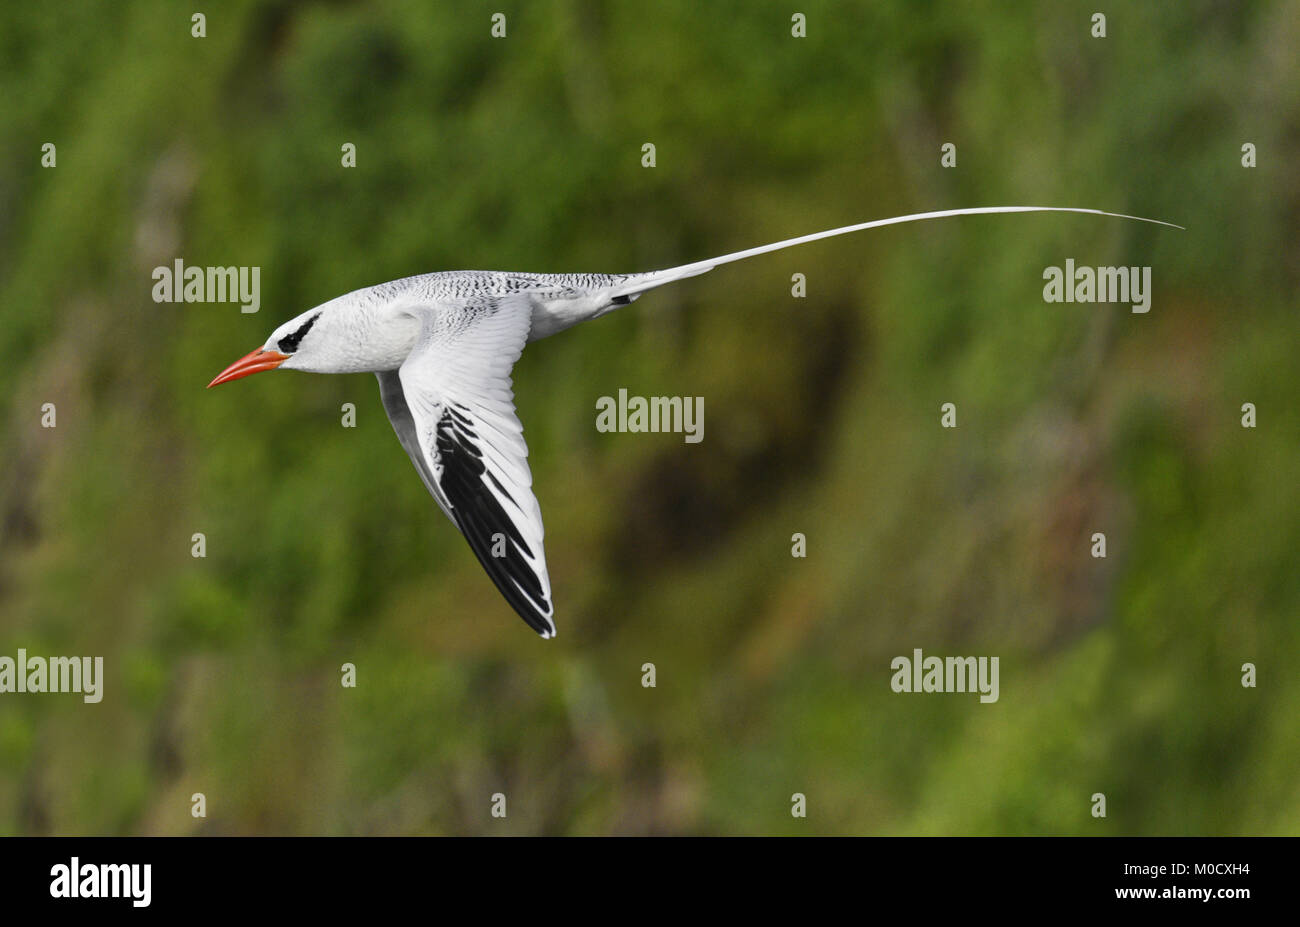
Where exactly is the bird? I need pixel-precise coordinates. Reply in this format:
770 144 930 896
207 206 1182 638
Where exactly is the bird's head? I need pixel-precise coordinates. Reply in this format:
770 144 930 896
207 308 326 388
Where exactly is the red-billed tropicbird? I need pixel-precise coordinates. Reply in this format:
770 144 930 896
207 206 1181 637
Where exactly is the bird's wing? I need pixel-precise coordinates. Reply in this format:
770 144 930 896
375 293 555 637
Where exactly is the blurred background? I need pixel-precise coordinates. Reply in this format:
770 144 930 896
1 0 1297 835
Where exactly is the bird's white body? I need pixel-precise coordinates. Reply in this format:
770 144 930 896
278 271 636 375
212 206 1182 637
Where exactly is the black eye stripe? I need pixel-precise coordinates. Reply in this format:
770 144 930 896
277 312 321 354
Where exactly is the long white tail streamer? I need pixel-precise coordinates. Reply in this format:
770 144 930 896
610 206 1183 299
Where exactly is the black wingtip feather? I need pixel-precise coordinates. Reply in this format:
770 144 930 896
434 409 555 636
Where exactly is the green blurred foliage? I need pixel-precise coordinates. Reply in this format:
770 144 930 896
0 0 1297 834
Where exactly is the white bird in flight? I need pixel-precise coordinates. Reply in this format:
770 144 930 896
208 206 1181 637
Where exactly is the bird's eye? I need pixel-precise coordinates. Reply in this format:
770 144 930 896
277 312 322 354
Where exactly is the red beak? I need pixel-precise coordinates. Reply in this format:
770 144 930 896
207 348 289 388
